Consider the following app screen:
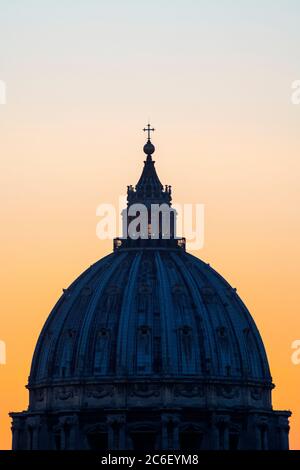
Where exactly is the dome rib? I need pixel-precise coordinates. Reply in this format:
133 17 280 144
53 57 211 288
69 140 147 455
30 254 115 382
169 252 217 377
191 255 271 381
184 255 247 378
75 252 128 375
116 252 142 375
155 251 181 375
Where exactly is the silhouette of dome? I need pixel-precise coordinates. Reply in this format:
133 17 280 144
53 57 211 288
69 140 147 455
30 250 271 386
10 127 291 451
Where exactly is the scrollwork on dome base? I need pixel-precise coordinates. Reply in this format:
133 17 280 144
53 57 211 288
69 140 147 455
174 383 205 398
217 384 240 399
54 387 76 401
86 385 115 399
129 383 160 398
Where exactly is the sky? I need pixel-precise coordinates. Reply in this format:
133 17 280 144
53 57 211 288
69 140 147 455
0 0 300 449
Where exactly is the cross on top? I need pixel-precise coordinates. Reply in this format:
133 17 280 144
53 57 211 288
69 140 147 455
143 123 155 140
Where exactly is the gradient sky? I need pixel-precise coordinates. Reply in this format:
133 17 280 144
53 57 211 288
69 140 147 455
0 0 300 449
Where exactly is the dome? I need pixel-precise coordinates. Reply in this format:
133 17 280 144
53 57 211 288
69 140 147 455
30 249 271 388
11 127 290 451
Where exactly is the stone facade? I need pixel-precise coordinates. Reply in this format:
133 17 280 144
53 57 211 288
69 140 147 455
11 407 290 450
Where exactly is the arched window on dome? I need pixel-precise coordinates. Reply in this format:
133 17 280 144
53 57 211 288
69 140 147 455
243 327 262 378
94 328 111 375
136 325 152 374
216 326 233 377
177 325 197 374
59 330 75 378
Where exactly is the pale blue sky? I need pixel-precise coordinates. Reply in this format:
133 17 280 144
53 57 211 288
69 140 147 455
0 0 299 131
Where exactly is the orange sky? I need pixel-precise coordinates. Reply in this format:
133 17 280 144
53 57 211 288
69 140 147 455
1 125 299 449
1 1 300 450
